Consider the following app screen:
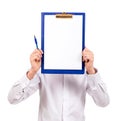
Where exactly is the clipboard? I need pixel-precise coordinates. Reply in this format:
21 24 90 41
41 12 85 74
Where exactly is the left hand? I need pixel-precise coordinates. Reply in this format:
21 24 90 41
82 48 96 74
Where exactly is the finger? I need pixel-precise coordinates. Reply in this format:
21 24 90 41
31 54 42 62
31 52 42 58
82 50 94 60
82 55 89 63
82 47 89 54
82 48 93 55
39 49 43 54
85 58 89 63
32 49 43 55
32 51 43 59
34 57 40 62
32 56 40 62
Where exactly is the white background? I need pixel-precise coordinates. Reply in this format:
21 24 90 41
0 0 119 121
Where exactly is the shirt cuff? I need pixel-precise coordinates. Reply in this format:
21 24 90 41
17 71 41 88
86 70 102 90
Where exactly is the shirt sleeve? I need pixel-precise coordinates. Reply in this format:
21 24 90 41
86 71 110 107
8 72 41 104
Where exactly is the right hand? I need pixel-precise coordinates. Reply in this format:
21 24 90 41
27 49 43 80
30 49 43 73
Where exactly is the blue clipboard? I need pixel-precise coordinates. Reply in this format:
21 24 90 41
41 12 85 74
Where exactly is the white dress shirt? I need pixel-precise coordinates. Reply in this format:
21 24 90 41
8 70 109 121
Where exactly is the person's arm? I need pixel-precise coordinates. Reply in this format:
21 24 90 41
86 71 109 107
8 49 43 104
8 73 40 104
82 48 109 107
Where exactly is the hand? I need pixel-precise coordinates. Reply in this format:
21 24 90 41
82 48 95 74
27 49 43 80
30 49 43 72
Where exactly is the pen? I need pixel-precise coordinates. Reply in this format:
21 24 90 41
34 35 39 49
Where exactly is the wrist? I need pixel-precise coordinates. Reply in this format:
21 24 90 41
27 68 37 80
86 67 96 74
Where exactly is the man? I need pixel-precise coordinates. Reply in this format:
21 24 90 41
8 48 109 121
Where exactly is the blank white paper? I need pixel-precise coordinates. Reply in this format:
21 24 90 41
44 15 83 70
